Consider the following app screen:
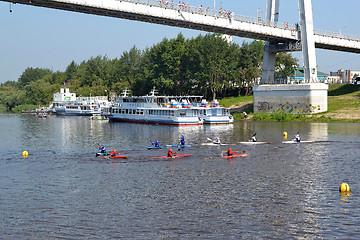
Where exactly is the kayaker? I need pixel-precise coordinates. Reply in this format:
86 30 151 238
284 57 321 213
226 148 238 156
179 134 185 145
294 132 300 142
99 145 106 153
168 148 176 157
110 149 118 156
214 137 221 144
251 133 257 142
152 140 160 147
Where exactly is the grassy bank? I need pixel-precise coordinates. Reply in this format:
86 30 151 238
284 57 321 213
219 84 360 122
12 104 41 114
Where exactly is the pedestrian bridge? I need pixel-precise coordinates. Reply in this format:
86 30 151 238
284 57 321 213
4 0 360 53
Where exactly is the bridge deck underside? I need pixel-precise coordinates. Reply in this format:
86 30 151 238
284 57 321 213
5 0 360 53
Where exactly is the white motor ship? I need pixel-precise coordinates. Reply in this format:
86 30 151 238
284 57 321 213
107 88 233 125
194 99 234 124
55 96 109 116
52 88 110 116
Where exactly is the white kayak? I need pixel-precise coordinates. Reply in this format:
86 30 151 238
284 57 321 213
201 143 235 146
282 140 314 144
238 141 271 145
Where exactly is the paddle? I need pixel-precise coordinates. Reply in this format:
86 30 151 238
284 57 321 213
222 150 246 153
208 137 222 145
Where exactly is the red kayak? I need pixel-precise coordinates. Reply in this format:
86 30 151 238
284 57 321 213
221 153 249 158
99 154 127 159
152 154 192 159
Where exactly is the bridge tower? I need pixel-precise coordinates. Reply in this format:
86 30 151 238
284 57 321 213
261 0 279 84
254 0 328 114
298 0 318 83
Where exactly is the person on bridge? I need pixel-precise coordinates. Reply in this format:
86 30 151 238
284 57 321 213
226 148 238 156
168 148 176 157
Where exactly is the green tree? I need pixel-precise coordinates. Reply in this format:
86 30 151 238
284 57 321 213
18 67 52 88
275 52 299 78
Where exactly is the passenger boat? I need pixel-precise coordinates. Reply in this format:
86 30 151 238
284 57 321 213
107 89 203 125
193 99 234 124
107 88 233 125
55 96 110 116
51 88 110 116
49 88 77 114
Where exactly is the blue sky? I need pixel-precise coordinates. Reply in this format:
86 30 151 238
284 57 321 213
0 0 359 83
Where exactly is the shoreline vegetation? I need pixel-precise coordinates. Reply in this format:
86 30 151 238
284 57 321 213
219 84 360 123
3 84 359 123
0 33 358 123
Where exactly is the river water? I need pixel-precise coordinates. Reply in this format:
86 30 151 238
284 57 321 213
0 112 359 239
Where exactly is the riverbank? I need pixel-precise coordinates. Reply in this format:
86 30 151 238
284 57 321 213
220 84 360 123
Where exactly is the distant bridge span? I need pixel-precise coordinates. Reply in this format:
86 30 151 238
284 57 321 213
3 0 360 53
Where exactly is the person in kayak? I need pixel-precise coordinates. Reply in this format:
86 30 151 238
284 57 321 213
99 145 106 153
226 148 238 156
250 133 257 142
168 148 176 157
294 132 300 142
214 137 221 144
179 134 185 145
152 140 160 147
110 149 118 156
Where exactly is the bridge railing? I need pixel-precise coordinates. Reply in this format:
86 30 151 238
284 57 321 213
117 0 360 42
118 0 297 30
314 29 360 41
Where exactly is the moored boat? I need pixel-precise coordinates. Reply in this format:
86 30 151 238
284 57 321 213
55 96 109 116
107 88 233 125
193 99 234 124
107 89 203 126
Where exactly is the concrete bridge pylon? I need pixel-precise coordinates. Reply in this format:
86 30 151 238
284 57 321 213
260 0 280 85
255 0 328 114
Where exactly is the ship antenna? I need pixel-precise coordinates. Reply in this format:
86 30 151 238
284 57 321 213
150 86 158 96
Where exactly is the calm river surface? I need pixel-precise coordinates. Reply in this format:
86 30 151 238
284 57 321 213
1 112 359 239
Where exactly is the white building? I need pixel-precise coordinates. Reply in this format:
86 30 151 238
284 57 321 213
330 69 360 83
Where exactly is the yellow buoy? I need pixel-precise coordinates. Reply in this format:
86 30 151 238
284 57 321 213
283 132 288 138
22 151 28 158
339 183 350 193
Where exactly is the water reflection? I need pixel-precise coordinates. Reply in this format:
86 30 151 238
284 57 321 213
1 114 360 239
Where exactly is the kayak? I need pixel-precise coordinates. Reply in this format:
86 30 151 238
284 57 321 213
201 143 234 146
282 140 314 144
96 152 108 157
201 142 222 146
221 153 249 158
152 154 192 159
238 141 271 145
166 144 192 148
98 154 128 159
96 152 127 158
147 146 163 150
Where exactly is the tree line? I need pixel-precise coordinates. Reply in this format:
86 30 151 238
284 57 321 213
0 33 298 111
